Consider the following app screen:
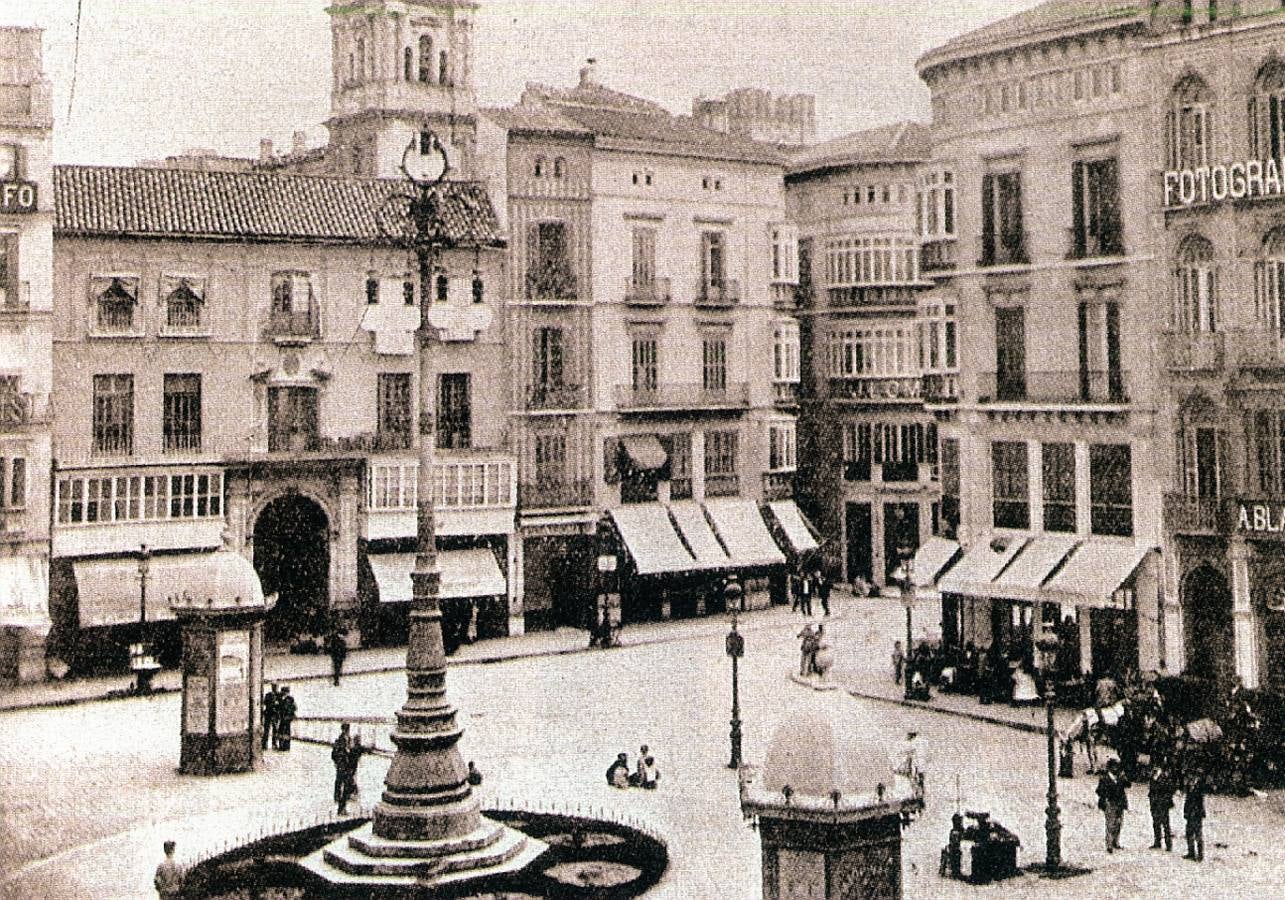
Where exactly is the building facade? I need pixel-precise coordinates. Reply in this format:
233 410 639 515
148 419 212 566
0 26 53 683
915 1 1165 679
788 123 944 592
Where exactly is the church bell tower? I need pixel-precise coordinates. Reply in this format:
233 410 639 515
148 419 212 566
326 0 478 178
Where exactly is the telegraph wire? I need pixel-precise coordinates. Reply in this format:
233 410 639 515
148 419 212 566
67 0 85 120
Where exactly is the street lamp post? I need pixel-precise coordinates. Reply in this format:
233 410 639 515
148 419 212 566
724 574 745 770
1037 633 1062 872
132 544 154 694
896 548 914 701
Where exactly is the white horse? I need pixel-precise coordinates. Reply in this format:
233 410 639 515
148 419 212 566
1059 701 1126 774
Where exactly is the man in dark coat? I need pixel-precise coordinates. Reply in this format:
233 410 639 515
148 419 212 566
325 626 347 687
1096 758 1130 852
332 723 354 813
1183 776 1206 861
817 570 832 617
260 683 280 750
274 686 297 751
1148 764 1175 850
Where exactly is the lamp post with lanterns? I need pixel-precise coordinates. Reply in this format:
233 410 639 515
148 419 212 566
894 546 915 701
1036 633 1063 873
724 574 745 770
129 544 159 694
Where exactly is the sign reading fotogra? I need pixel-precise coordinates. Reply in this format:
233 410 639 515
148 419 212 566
1164 159 1285 208
0 180 37 213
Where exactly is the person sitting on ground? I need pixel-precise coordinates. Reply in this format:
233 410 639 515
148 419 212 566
629 745 650 786
636 754 660 789
606 752 631 788
467 760 483 786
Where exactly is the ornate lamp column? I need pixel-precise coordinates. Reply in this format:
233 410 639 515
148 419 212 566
725 575 745 770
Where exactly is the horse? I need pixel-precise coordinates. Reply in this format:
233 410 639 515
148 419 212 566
1059 700 1126 775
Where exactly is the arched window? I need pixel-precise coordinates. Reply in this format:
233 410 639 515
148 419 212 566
1174 234 1217 334
1255 228 1285 338
1249 59 1285 163
1167 74 1212 170
533 156 545 178
440 50 450 87
418 35 433 83
403 46 412 82
553 157 566 178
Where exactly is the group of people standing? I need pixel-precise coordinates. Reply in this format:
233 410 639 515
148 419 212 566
1096 758 1207 861
790 565 832 618
606 745 660 790
260 683 297 751
796 623 831 678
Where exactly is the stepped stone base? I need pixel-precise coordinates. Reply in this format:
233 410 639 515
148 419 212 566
300 818 547 889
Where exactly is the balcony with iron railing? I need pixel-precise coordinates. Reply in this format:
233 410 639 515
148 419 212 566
773 381 800 407
266 307 319 343
919 239 957 274
977 370 1128 406
624 276 671 306
527 383 585 412
827 375 923 403
519 477 593 510
763 470 795 500
1163 492 1224 536
694 278 740 307
615 382 749 412
1229 329 1285 371
0 280 31 315
772 284 802 310
976 231 1030 267
525 267 578 302
1066 225 1125 262
921 372 959 404
704 473 740 497
1162 331 1224 373
0 390 35 431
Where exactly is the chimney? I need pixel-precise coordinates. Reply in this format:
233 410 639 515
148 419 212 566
292 130 307 155
579 58 598 87
259 138 274 163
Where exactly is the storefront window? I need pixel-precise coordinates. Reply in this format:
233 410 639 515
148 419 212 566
1090 444 1133 537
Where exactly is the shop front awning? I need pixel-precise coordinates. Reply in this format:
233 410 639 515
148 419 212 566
1043 543 1152 610
0 556 50 629
668 501 731 569
619 434 668 471
74 552 227 627
937 535 1028 597
766 500 819 556
609 504 697 575
704 499 786 568
369 548 507 604
975 535 1079 603
910 536 961 589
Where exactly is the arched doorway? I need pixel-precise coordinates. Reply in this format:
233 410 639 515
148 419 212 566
254 494 330 642
1182 564 1234 689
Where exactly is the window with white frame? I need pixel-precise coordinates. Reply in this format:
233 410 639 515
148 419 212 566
56 471 223 525
773 320 800 383
701 332 728 394
770 224 799 284
917 301 957 372
1250 60 1285 164
1174 234 1217 333
1255 228 1285 339
825 236 920 287
704 429 738 485
162 276 205 331
1167 75 1212 172
768 421 797 472
918 170 956 240
92 374 133 455
0 455 25 510
827 326 918 378
93 276 139 333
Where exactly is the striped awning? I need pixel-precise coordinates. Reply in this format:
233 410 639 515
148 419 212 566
910 536 961 589
1043 543 1151 610
937 535 1028 597
609 505 697 575
975 535 1078 602
766 500 819 555
369 548 507 603
669 501 731 569
704 499 786 568
74 552 229 627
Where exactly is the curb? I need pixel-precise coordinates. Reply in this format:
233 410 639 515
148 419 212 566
846 688 1046 735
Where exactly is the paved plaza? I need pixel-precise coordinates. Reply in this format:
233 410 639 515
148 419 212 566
3 595 1285 899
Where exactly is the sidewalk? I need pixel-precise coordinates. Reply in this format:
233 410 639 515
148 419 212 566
0 600 801 714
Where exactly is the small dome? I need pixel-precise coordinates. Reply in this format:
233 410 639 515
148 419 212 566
169 547 269 611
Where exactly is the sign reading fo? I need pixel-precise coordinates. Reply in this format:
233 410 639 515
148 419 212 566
0 180 37 214
1235 500 1285 538
1164 159 1285 209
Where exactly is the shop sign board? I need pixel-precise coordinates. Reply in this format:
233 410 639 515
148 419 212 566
1234 499 1285 538
1164 159 1285 208
0 180 37 213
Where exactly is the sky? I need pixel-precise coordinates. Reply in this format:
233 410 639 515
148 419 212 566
4 0 1044 166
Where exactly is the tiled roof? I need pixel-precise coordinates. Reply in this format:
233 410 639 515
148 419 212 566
522 80 670 116
922 0 1145 68
480 105 592 137
788 122 931 174
550 104 785 165
53 165 503 246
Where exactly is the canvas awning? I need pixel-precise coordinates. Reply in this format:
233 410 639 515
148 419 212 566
619 434 667 471
937 535 1028 597
369 548 507 603
1043 543 1151 610
975 535 1078 602
0 556 50 628
704 499 786 568
609 504 697 575
910 536 961 588
74 552 229 627
766 500 819 555
668 501 731 569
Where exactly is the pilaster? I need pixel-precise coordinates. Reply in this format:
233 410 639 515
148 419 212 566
1230 538 1259 688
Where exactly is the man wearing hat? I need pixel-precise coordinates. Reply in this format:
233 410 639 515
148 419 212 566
1096 758 1131 852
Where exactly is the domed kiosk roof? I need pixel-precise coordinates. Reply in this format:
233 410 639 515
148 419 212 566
740 696 920 822
168 544 272 614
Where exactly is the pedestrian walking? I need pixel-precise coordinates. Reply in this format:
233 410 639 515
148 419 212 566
332 723 354 812
325 626 348 687
798 623 818 677
799 570 813 616
790 570 801 613
261 683 280 750
1183 776 1206 861
817 570 831 617
1148 764 1175 850
1096 758 1130 853
892 640 905 685
154 840 183 900
274 686 297 751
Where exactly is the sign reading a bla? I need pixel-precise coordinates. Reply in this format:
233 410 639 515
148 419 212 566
0 180 37 214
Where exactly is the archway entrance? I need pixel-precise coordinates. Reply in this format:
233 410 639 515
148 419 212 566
1182 564 1234 689
254 494 330 642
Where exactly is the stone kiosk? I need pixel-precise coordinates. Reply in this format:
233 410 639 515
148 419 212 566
169 543 272 776
740 703 922 900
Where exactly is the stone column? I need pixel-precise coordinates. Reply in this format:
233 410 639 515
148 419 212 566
1230 539 1259 689
333 474 361 610
1161 546 1185 674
